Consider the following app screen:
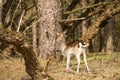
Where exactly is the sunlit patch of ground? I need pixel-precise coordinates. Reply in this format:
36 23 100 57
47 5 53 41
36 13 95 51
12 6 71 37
0 53 120 80
0 59 28 80
48 53 120 80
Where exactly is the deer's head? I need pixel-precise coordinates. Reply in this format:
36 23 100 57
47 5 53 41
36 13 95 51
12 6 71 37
56 30 67 43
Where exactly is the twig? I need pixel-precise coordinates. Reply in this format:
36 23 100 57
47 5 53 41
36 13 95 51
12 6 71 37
17 10 25 32
60 17 85 22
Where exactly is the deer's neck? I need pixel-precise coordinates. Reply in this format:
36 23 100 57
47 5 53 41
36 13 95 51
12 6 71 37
60 41 67 52
61 41 66 49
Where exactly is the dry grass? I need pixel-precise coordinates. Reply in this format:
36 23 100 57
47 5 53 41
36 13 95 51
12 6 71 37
0 59 28 80
0 53 120 80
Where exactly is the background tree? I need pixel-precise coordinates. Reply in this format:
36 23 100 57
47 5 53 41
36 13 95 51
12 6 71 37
99 28 105 52
106 18 115 53
37 0 63 60
1 0 38 56
114 16 120 51
62 0 120 52
0 0 2 26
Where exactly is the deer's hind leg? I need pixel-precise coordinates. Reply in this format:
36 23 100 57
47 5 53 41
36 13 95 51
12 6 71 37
66 52 71 70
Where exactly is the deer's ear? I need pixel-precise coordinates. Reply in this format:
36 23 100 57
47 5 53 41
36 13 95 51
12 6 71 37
64 34 67 37
63 29 68 34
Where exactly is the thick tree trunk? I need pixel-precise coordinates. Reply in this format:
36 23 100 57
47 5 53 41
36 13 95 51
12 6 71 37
80 6 120 43
0 29 53 80
99 28 105 52
38 0 63 61
17 45 43 80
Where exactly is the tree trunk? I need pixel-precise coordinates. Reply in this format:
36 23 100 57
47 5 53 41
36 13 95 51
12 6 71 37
0 29 53 80
2 0 13 28
99 28 105 52
81 0 93 52
0 0 2 26
106 18 115 53
38 0 63 61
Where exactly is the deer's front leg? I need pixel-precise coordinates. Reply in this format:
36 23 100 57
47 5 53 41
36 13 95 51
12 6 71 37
66 53 71 70
76 53 80 73
83 50 90 73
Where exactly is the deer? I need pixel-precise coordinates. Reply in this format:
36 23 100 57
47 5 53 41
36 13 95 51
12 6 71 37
56 32 90 73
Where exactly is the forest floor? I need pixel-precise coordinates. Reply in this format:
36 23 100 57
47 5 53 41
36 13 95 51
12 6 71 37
0 52 120 80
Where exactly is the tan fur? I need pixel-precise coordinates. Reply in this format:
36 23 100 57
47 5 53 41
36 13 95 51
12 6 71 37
57 33 90 73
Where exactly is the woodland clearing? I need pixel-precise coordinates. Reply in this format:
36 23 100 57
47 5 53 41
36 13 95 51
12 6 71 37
0 53 120 80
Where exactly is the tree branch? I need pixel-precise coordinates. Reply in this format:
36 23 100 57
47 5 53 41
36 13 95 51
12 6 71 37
17 10 25 32
63 0 79 18
0 29 53 80
80 6 120 43
60 17 85 22
64 1 118 15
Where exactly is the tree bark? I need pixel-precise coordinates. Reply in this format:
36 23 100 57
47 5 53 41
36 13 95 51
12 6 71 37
0 29 53 80
32 8 37 55
106 18 115 53
99 28 105 52
38 0 63 61
2 0 13 29
81 0 93 52
0 0 2 26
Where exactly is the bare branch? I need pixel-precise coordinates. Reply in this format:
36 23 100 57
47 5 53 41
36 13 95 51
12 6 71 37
80 6 120 43
64 1 118 15
17 10 25 32
60 17 85 22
